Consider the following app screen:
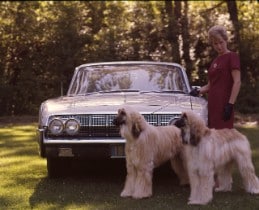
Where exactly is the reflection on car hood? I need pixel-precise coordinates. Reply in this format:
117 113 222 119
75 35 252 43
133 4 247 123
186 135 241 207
40 93 207 124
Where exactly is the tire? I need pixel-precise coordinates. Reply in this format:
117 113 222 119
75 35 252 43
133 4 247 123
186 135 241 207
47 157 71 178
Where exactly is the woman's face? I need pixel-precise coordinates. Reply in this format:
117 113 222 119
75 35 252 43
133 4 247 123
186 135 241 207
211 35 228 55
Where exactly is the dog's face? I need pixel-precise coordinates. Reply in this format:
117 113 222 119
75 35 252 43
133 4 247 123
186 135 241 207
113 107 143 139
174 112 199 146
113 108 127 126
174 114 187 129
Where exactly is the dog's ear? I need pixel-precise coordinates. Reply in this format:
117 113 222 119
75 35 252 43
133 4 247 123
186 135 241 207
182 112 200 146
132 122 141 138
131 115 144 138
190 133 199 146
190 126 201 146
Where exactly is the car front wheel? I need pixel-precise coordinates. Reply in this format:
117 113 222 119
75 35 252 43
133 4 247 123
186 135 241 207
47 157 71 178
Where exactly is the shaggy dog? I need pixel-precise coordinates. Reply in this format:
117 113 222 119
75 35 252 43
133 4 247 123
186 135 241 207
174 111 259 205
113 106 189 199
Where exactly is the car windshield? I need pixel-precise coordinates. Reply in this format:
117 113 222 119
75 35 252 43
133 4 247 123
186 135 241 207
67 64 188 96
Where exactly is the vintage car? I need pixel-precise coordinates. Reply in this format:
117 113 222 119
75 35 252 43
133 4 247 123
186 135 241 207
37 61 207 177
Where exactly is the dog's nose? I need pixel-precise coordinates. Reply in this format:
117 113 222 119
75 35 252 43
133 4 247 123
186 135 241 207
113 118 118 125
182 139 188 144
174 118 185 128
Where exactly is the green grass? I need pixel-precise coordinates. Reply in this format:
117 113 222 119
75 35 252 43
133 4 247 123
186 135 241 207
0 123 259 210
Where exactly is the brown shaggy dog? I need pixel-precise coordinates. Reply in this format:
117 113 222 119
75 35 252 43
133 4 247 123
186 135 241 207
174 111 259 205
113 106 188 199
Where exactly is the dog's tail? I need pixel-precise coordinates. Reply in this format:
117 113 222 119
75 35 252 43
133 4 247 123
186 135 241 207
234 138 259 194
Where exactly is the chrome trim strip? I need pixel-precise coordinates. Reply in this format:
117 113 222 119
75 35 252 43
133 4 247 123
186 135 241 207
43 139 126 144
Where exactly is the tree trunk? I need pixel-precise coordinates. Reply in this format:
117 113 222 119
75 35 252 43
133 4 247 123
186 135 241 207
226 0 240 49
181 1 192 79
226 0 246 81
165 1 181 63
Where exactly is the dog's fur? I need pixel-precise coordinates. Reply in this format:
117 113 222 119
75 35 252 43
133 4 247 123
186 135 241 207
113 106 189 199
174 111 259 205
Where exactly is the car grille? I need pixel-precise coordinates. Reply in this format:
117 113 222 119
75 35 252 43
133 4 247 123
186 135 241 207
46 114 180 138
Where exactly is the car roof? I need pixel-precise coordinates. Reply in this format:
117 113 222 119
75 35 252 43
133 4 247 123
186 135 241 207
76 61 186 71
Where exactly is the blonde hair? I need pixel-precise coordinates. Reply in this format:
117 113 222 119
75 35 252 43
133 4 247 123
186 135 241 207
208 25 228 43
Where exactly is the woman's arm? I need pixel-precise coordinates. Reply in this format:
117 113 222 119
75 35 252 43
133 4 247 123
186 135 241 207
199 82 210 94
229 69 241 104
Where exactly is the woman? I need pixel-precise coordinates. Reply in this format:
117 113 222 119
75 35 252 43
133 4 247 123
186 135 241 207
191 25 241 129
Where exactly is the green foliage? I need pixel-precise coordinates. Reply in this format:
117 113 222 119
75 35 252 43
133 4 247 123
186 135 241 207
236 81 259 114
0 1 258 115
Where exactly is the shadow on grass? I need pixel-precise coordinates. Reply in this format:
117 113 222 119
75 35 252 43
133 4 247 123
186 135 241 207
0 124 38 157
29 160 186 210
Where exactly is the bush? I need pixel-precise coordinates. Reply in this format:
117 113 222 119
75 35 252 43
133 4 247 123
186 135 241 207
236 81 259 114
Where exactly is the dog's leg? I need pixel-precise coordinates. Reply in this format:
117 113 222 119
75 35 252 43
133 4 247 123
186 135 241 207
171 153 189 186
132 166 153 199
121 162 136 197
188 163 214 205
198 169 214 205
187 170 201 204
235 148 259 194
215 162 233 192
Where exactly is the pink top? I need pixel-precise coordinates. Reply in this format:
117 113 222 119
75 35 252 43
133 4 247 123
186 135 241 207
208 52 240 129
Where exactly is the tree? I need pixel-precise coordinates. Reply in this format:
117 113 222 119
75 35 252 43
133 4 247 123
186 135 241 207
0 1 258 115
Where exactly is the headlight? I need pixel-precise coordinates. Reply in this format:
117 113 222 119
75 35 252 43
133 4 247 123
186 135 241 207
48 118 64 135
65 119 80 135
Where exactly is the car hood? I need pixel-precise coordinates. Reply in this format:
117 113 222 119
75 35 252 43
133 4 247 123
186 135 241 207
39 93 207 124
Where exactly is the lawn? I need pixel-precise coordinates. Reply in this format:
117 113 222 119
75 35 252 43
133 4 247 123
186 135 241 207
0 122 259 210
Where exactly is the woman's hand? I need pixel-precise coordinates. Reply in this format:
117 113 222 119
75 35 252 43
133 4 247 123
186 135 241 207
223 103 234 121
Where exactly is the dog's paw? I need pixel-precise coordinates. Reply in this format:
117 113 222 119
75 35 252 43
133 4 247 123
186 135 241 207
179 181 190 187
132 194 151 199
188 200 201 205
120 190 132 198
247 188 259 194
214 186 232 192
188 200 208 205
132 191 152 199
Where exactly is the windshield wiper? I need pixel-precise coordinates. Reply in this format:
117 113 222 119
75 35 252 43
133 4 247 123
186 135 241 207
73 92 100 96
98 89 140 93
140 90 186 94
160 90 186 94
